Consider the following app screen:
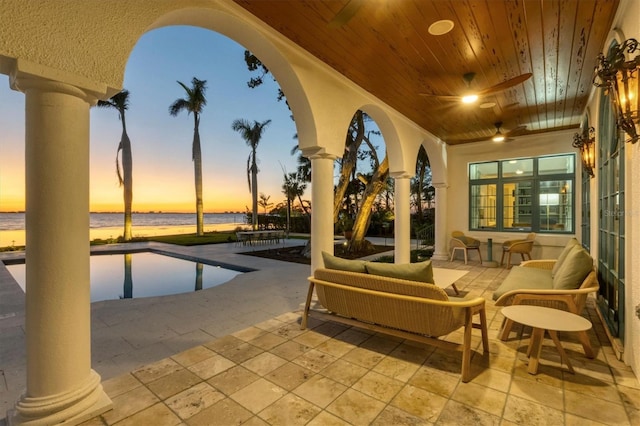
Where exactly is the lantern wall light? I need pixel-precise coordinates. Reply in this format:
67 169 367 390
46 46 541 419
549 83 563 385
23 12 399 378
593 38 640 143
573 127 596 178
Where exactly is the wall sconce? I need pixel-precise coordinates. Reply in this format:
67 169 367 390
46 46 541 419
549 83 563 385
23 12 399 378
593 38 640 143
573 127 596 178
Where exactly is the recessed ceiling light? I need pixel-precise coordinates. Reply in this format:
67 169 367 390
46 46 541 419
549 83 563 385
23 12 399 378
479 102 496 109
428 20 454 36
461 94 478 104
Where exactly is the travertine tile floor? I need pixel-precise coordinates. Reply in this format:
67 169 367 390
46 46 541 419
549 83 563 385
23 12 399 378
80 258 640 426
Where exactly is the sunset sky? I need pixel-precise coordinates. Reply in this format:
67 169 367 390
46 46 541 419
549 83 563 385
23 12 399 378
0 26 307 213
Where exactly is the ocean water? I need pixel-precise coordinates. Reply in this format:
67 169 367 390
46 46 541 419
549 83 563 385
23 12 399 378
0 212 247 231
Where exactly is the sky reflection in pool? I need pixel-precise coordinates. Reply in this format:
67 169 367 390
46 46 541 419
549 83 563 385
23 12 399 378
7 252 243 302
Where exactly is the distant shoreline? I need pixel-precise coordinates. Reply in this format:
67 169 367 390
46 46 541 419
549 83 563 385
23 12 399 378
0 211 245 215
0 222 248 248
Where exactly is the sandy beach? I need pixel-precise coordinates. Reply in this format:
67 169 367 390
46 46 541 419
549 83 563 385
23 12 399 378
0 222 248 248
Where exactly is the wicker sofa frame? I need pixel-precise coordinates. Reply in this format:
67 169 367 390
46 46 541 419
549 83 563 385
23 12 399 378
494 259 598 357
301 268 489 382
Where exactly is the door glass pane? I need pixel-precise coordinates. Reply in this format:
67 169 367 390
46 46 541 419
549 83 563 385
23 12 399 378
538 180 572 232
470 184 496 229
504 181 532 230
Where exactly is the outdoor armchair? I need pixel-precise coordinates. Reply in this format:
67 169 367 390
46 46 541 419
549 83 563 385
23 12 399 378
449 231 482 264
500 232 536 268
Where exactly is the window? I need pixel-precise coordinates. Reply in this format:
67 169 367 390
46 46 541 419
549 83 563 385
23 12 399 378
469 155 575 233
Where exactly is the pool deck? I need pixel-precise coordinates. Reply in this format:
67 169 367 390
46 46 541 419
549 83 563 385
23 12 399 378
1 238 639 425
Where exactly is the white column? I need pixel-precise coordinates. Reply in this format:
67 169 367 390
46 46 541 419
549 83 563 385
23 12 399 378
392 173 411 264
9 77 111 424
431 183 449 260
309 153 337 272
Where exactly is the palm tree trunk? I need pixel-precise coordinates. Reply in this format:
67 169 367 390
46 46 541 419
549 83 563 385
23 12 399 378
251 149 259 230
121 121 133 241
193 116 204 236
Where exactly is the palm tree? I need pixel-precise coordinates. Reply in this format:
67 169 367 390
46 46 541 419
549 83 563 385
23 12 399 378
169 77 208 236
231 118 272 230
96 89 133 241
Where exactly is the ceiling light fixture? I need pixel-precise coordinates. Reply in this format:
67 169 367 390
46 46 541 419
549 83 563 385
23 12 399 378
572 127 596 178
492 122 505 142
593 38 640 143
461 94 478 104
428 20 454 36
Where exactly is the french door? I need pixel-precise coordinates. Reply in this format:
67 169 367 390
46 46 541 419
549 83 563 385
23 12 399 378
597 87 625 343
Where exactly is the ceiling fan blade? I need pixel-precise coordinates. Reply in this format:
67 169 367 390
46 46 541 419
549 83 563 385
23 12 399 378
506 125 527 137
329 0 364 27
418 93 461 101
477 73 532 96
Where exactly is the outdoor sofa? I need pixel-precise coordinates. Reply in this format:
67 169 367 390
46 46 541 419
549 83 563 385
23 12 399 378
493 238 598 357
301 252 489 382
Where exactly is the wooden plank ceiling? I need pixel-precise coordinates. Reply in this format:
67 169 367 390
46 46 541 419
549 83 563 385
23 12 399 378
233 0 619 145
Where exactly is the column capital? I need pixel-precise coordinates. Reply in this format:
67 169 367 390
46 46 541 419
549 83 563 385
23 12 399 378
303 147 338 161
390 171 412 180
9 58 114 104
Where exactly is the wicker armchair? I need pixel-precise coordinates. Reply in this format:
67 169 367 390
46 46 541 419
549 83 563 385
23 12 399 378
500 232 536 268
494 259 598 358
449 231 482 264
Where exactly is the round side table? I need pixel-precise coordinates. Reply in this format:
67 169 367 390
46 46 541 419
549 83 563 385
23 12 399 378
501 305 592 374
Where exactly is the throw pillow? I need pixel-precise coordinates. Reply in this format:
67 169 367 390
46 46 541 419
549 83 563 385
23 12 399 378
365 260 434 284
551 238 580 278
552 245 593 290
321 251 367 273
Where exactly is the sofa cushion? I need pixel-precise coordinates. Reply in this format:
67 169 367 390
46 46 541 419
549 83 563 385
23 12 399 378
552 245 593 290
551 238 580 278
322 251 367 273
365 260 434 284
492 266 553 300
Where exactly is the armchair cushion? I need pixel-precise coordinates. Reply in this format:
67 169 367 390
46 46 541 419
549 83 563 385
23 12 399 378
365 260 434 284
322 251 367 273
552 245 593 290
551 238 580 277
492 266 552 300
454 236 480 247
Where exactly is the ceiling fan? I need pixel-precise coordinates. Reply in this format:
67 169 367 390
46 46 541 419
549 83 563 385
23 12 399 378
420 72 532 105
328 0 364 27
489 121 527 142
450 121 527 144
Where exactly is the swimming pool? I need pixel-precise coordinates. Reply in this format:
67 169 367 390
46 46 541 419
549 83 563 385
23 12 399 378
5 251 244 302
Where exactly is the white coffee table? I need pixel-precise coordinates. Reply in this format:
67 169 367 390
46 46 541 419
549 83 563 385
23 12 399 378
501 305 592 374
432 268 468 295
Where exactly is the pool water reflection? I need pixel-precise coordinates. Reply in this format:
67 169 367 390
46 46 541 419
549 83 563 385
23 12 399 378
7 252 243 302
